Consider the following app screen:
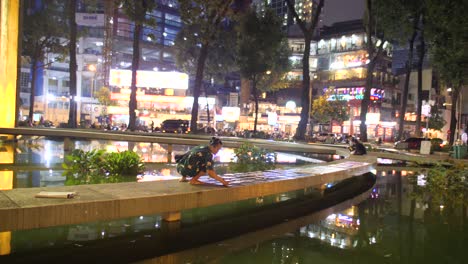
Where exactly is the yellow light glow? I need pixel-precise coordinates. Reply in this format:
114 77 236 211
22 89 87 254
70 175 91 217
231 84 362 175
0 231 11 255
0 0 19 134
0 144 14 164
0 171 13 190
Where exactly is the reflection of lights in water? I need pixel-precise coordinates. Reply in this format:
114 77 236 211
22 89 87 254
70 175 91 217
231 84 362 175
137 175 180 182
417 174 426 186
160 168 171 176
378 158 395 164
44 141 52 167
106 145 118 153
255 197 264 204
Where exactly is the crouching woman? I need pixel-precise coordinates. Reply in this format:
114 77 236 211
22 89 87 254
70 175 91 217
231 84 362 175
176 137 229 187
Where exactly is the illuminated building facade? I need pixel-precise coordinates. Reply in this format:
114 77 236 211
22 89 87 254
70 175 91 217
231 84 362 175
313 20 399 141
18 0 194 128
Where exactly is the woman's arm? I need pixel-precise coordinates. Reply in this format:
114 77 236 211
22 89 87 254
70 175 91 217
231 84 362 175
207 169 229 187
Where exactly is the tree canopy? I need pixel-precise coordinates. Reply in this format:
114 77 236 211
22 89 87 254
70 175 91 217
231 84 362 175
237 7 290 134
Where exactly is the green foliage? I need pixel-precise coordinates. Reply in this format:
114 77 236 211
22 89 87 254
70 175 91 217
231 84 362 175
101 151 145 176
94 86 114 107
229 143 276 172
410 162 468 207
310 94 349 124
118 0 157 27
373 0 423 45
62 149 105 175
62 149 145 185
428 105 446 131
426 0 468 88
237 7 287 80
174 24 238 83
22 0 69 60
237 6 291 133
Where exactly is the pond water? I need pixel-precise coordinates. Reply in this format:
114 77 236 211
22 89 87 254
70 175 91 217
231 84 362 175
0 137 465 263
0 137 333 189
0 169 465 263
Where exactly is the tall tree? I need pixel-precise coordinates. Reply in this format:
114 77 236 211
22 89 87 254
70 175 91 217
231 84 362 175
178 0 235 133
174 23 237 127
426 0 468 145
22 0 68 126
359 0 387 142
119 0 157 131
285 0 325 140
67 0 78 128
415 12 426 137
237 7 290 134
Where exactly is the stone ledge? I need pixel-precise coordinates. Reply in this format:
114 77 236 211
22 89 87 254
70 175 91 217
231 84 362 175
0 159 374 231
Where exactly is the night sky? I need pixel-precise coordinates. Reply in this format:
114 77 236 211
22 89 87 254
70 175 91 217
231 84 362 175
322 0 365 26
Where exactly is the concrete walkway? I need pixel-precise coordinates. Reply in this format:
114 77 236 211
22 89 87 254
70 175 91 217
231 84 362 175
0 155 374 232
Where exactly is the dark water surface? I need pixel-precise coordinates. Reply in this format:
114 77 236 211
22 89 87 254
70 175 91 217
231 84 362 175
0 138 466 263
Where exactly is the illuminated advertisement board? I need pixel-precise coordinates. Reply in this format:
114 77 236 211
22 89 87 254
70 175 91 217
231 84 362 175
326 87 384 101
329 51 368 70
222 107 240 122
109 70 189 89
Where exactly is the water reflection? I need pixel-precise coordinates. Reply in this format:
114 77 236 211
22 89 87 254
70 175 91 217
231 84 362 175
0 173 374 263
0 137 330 189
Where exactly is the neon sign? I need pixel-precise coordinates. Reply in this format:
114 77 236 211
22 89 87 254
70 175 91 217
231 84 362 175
326 87 384 102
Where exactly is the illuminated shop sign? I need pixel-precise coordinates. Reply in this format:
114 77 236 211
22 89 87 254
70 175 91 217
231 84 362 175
329 51 368 70
222 107 240 122
326 87 384 101
109 70 189 89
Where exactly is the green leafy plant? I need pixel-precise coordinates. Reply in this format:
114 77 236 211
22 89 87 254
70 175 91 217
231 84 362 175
62 149 105 176
62 149 145 185
409 162 468 207
229 142 276 172
101 150 145 176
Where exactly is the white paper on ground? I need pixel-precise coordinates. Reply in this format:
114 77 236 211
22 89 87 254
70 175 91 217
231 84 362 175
35 191 77 199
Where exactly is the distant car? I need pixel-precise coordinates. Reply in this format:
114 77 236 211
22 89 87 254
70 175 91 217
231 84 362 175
394 137 430 150
161 119 190 134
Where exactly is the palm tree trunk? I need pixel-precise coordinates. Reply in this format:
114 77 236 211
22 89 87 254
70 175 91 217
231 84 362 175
28 56 37 126
128 22 142 131
448 88 459 145
360 0 375 143
397 27 418 141
67 0 78 128
190 41 209 133
294 34 311 140
360 60 375 142
204 78 210 126
415 14 425 137
253 78 259 134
